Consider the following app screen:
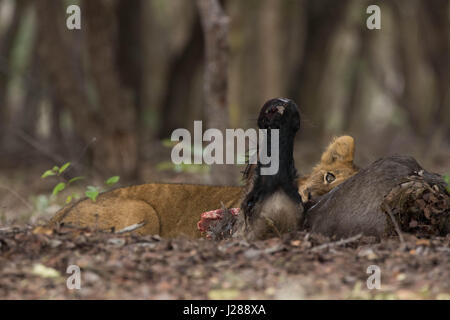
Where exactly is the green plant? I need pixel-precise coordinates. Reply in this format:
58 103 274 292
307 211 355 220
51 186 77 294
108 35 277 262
84 186 99 202
41 162 82 203
41 162 120 203
84 176 119 202
158 139 210 174
444 175 450 193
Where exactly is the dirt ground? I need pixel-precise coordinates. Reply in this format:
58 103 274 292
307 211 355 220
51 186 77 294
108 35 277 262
0 224 449 300
0 145 449 300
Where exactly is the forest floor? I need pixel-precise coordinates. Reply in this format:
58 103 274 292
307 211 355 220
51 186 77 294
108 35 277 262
0 225 449 300
1 145 449 300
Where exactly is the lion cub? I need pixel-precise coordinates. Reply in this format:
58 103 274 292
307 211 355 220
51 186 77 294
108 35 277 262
47 136 357 239
298 135 358 202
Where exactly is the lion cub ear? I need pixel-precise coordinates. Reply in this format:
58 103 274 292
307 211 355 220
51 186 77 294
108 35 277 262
320 135 355 165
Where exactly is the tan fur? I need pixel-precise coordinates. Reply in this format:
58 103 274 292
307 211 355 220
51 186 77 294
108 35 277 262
49 183 243 238
298 136 358 201
47 136 357 238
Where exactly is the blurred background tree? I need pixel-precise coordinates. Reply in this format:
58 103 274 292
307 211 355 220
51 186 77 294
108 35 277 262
0 0 449 193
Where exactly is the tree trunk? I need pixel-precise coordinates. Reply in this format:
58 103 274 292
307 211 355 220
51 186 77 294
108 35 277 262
197 0 237 185
36 0 138 179
159 16 204 138
84 0 138 179
0 0 28 151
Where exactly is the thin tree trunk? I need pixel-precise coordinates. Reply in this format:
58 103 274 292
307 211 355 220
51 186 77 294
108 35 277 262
159 16 204 138
197 0 237 185
84 0 138 179
292 0 350 141
0 0 28 150
36 0 138 179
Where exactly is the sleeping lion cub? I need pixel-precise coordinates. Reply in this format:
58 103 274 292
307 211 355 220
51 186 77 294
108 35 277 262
47 136 358 238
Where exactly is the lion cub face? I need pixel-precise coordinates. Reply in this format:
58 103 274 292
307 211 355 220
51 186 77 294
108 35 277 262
298 136 358 202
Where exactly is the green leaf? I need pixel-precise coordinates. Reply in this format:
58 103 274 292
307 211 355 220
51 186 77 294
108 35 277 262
155 161 209 174
58 162 71 174
52 166 59 172
181 163 209 174
105 176 120 186
85 186 99 202
86 186 98 192
68 176 85 184
52 182 66 196
65 193 80 204
161 138 177 148
85 191 99 202
41 170 56 178
444 175 450 193
156 161 175 171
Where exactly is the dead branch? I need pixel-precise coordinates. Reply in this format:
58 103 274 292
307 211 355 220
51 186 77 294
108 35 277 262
115 221 146 234
311 234 362 252
381 203 405 244
0 185 33 211
12 129 66 165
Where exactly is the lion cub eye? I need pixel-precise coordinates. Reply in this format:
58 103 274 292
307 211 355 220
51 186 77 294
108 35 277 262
324 172 336 184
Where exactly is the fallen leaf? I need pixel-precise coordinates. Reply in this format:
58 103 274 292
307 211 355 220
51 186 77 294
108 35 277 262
290 240 301 247
415 239 430 246
31 264 60 278
32 226 53 236
208 289 240 300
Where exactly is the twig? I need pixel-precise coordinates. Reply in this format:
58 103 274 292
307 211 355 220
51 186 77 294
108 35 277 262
12 128 98 174
0 185 33 211
115 221 146 234
382 203 405 244
311 234 362 252
0 226 13 233
12 128 66 164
